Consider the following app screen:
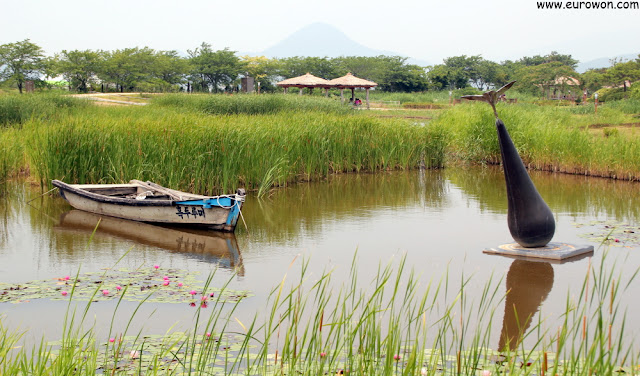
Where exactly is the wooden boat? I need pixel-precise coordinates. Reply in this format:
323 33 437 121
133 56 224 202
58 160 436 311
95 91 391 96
56 209 244 275
52 180 246 232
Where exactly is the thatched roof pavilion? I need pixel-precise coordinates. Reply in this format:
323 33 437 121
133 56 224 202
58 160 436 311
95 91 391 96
276 73 330 95
327 73 378 108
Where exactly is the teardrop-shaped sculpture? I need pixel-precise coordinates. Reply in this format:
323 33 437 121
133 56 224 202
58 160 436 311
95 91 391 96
497 118 555 247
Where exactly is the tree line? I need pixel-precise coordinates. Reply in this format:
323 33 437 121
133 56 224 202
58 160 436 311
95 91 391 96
1 39 639 98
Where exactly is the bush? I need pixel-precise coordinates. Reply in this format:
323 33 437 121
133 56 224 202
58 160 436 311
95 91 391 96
402 102 447 109
603 128 620 137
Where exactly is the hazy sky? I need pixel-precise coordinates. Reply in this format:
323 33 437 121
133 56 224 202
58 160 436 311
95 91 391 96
2 0 638 65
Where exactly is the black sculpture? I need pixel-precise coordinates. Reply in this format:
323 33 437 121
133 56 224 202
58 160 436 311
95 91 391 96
463 82 555 247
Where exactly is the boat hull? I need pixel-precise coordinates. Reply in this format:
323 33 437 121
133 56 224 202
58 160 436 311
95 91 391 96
52 180 244 232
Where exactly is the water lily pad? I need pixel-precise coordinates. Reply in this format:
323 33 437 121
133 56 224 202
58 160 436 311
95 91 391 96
0 268 252 305
573 220 640 248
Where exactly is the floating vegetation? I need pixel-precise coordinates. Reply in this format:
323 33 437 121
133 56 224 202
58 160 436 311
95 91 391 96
0 267 252 305
1 254 638 375
46 332 250 376
573 219 640 247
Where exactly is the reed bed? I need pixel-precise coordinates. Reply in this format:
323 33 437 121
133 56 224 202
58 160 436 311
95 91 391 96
24 106 446 195
3 93 640 191
605 99 640 115
434 102 640 180
152 93 350 115
0 93 89 127
0 251 637 375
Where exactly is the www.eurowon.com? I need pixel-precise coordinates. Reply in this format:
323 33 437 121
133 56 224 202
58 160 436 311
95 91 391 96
537 1 639 9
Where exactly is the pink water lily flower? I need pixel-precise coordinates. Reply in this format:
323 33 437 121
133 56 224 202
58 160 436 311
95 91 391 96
177 282 183 287
320 352 327 358
393 354 401 361
154 265 160 270
64 276 70 281
189 290 197 295
61 291 68 296
116 285 122 291
163 281 170 286
102 289 109 295
109 338 115 343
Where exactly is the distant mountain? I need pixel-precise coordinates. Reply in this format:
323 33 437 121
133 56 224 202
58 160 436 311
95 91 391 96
576 53 639 72
259 23 430 66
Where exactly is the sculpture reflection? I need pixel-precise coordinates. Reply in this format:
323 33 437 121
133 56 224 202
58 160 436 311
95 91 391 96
56 210 244 276
499 259 554 351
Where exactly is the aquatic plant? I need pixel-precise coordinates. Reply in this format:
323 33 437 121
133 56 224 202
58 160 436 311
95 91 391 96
24 105 446 195
434 102 640 180
152 93 350 115
0 92 89 127
0 250 636 375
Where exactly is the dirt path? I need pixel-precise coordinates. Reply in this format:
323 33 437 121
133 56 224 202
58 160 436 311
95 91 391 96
71 93 149 106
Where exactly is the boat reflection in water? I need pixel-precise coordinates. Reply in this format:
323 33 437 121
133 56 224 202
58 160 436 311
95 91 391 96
56 210 244 276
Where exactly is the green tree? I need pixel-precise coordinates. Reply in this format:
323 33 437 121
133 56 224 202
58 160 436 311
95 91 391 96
605 59 640 92
444 55 482 88
518 51 578 69
189 43 245 93
516 62 577 98
376 56 428 92
241 55 280 92
0 39 46 93
100 47 156 92
278 56 337 79
333 56 386 82
151 50 189 92
581 68 606 93
54 49 104 92
427 64 466 90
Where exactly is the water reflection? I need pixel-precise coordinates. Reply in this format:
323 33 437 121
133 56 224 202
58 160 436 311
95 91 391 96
55 210 244 275
499 260 554 351
240 171 449 243
447 166 640 220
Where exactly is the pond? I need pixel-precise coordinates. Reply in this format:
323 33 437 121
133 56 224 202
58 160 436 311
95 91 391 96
1 166 639 356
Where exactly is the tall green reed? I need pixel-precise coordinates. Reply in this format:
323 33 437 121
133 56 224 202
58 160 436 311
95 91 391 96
24 106 446 195
152 93 350 115
0 93 89 127
434 102 640 180
1 250 638 375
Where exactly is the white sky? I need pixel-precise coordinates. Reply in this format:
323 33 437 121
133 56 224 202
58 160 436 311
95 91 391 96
1 0 638 65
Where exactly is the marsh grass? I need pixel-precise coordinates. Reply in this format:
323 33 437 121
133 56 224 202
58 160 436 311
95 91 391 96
0 250 637 375
152 93 350 115
605 99 640 115
0 128 25 192
0 93 89 127
24 106 446 195
434 102 640 180
3 93 640 193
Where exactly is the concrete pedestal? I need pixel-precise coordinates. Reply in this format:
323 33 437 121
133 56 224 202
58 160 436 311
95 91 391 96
483 242 594 263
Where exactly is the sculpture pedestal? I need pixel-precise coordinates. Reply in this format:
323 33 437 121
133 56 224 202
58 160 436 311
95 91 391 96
483 242 594 263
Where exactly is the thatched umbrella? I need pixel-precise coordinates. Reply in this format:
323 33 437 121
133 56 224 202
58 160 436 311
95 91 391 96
276 73 330 95
327 73 378 108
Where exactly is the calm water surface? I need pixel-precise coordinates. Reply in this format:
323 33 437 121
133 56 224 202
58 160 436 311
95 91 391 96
1 166 639 350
